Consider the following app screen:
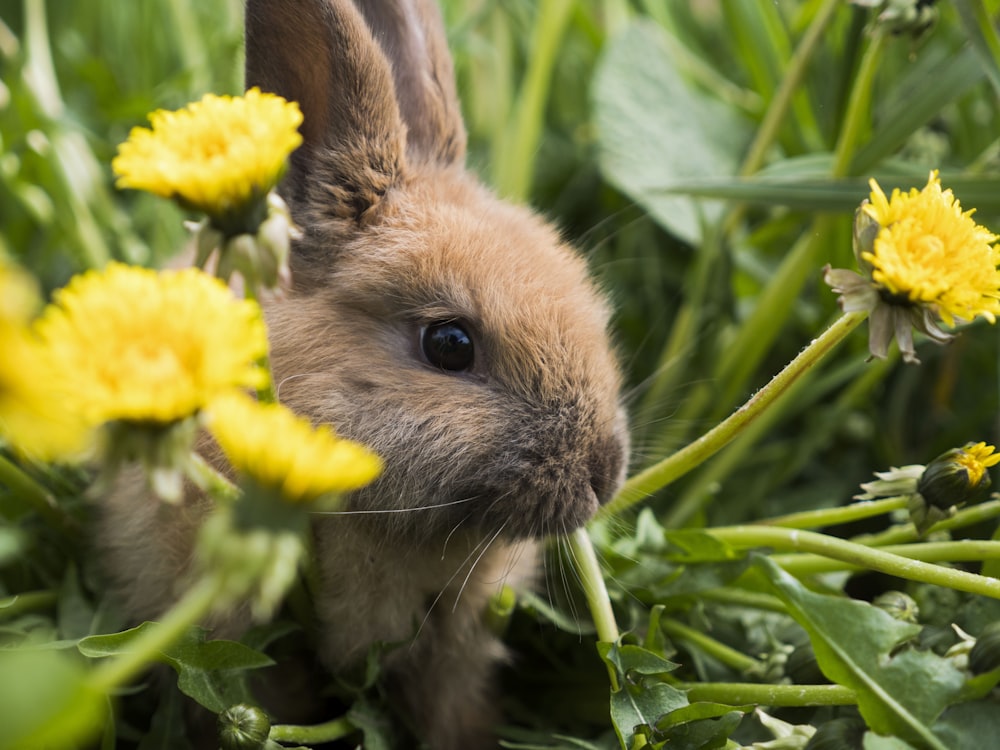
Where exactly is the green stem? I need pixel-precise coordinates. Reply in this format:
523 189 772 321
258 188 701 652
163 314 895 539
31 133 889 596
0 453 77 537
758 496 908 530
494 0 574 200
853 499 1000 547
188 453 240 503
681 681 856 707
0 590 57 619
568 527 619 643
269 716 357 745
660 618 763 674
602 311 867 519
89 574 223 693
242 284 278 404
772 540 1000 576
832 28 886 178
696 587 787 613
738 0 840 177
707 526 1000 599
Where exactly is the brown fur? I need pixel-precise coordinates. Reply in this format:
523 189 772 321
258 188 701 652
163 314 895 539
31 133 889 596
97 1 628 748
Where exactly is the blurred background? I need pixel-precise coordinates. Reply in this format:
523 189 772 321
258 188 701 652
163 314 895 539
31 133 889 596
2 0 1000 543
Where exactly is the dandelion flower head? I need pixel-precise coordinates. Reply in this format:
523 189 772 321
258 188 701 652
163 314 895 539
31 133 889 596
862 171 1000 326
0 261 92 460
952 442 1000 487
208 391 382 505
35 263 269 426
112 89 302 234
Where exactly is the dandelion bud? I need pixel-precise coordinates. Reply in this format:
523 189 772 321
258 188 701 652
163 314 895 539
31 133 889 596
853 0 938 37
851 202 879 276
218 704 271 750
804 717 866 750
485 584 517 637
917 442 997 512
872 590 919 624
969 622 1000 675
785 642 828 685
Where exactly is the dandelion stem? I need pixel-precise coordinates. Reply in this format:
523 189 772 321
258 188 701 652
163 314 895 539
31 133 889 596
756 496 908 529
853 499 1000 547
89 574 223 693
832 28 886 178
568 526 619 643
660 618 763 674
771 540 1000 576
0 453 77 537
601 311 867 519
269 716 357 745
681 681 856 707
738 0 839 177
242 284 278 404
707 525 1000 599
188 453 240 503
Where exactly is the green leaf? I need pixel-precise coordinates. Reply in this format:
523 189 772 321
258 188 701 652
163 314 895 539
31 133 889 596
0 648 107 750
137 685 194 750
347 697 396 750
931 699 1000 750
593 20 747 244
79 624 274 713
754 557 963 750
597 638 688 748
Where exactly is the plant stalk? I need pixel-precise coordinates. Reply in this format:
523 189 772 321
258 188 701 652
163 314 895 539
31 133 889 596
602 311 867 518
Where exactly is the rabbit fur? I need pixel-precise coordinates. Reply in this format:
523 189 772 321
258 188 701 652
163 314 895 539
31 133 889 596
97 0 629 747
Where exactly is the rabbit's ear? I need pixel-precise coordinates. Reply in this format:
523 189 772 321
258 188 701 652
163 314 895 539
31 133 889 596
353 1 467 166
245 0 406 222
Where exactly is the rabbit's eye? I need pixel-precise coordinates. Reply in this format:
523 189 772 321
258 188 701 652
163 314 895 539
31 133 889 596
421 321 474 372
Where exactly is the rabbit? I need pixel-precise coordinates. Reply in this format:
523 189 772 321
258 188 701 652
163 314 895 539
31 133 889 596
97 0 629 747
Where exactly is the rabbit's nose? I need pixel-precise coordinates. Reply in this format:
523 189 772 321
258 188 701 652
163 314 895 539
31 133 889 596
588 434 627 506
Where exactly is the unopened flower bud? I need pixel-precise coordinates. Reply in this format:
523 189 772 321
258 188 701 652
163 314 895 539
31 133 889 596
968 622 1000 675
872 590 919 624
218 703 271 750
917 442 997 512
804 717 866 750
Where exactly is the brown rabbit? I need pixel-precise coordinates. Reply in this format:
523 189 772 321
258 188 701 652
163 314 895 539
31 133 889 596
99 0 629 747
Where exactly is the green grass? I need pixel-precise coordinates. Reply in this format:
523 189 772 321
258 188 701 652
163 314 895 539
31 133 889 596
5 0 1000 747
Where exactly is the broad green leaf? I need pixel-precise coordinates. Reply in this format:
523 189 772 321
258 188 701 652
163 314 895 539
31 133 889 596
931 699 1000 750
651 711 743 750
651 171 1000 214
863 734 920 749
755 557 963 750
593 20 747 244
347 697 396 750
655 702 754 730
597 639 688 748
79 624 274 713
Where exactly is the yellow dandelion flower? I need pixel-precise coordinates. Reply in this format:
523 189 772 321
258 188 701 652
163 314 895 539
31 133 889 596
826 171 1000 363
112 88 302 235
35 263 269 426
953 442 1000 487
207 391 382 505
862 171 1000 326
0 263 92 460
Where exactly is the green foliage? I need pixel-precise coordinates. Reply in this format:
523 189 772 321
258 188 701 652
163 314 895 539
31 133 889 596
6 0 1000 748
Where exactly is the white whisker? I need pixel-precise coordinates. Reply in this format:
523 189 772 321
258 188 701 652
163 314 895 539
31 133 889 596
310 495 478 515
452 521 508 613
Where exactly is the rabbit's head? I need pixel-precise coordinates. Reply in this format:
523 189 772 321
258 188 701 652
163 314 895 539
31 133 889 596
247 0 629 541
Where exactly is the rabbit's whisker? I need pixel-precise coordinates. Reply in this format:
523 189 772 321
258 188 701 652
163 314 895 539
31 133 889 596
411 528 496 645
310 495 479 515
452 521 508 613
